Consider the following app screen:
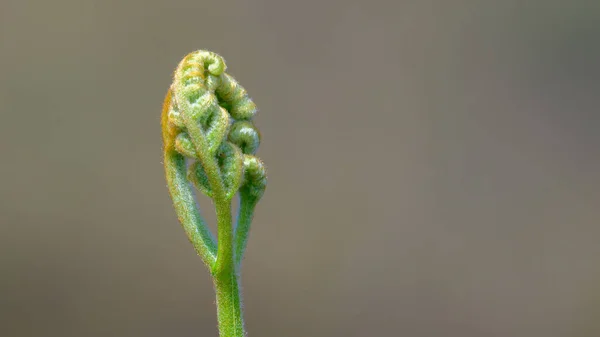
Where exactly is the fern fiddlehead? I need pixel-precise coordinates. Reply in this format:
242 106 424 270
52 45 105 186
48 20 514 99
161 50 266 337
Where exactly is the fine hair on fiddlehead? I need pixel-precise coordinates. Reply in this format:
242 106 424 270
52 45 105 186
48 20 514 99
161 50 267 337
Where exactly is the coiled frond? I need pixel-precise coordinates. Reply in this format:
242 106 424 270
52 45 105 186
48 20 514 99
162 50 267 337
241 155 267 200
229 120 261 155
164 50 266 203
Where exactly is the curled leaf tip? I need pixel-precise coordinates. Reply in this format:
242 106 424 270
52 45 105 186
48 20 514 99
229 120 261 155
241 155 267 200
163 50 266 201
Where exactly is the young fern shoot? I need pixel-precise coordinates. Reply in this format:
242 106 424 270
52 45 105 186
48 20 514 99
161 50 266 337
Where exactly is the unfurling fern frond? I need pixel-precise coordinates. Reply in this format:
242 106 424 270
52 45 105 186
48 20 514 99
161 50 267 337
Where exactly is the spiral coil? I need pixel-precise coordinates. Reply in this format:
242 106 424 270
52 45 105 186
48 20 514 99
164 50 266 202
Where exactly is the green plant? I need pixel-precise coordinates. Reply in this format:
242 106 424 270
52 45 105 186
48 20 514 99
161 50 266 337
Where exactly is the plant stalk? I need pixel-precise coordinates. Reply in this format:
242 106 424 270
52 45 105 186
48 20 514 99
212 194 244 336
214 270 245 337
234 194 258 268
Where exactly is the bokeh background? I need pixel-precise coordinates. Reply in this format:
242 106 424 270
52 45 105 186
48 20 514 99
1 1 599 336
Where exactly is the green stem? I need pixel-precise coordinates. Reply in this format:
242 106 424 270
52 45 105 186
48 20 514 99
163 149 217 268
213 197 245 337
214 270 245 337
234 193 259 268
162 91 217 268
215 198 235 274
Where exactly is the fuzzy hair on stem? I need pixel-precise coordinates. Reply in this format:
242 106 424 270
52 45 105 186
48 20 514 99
161 50 267 337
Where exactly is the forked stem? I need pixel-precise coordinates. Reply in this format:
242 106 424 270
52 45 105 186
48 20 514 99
162 50 266 337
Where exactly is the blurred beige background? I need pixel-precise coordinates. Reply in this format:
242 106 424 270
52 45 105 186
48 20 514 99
1 0 599 336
